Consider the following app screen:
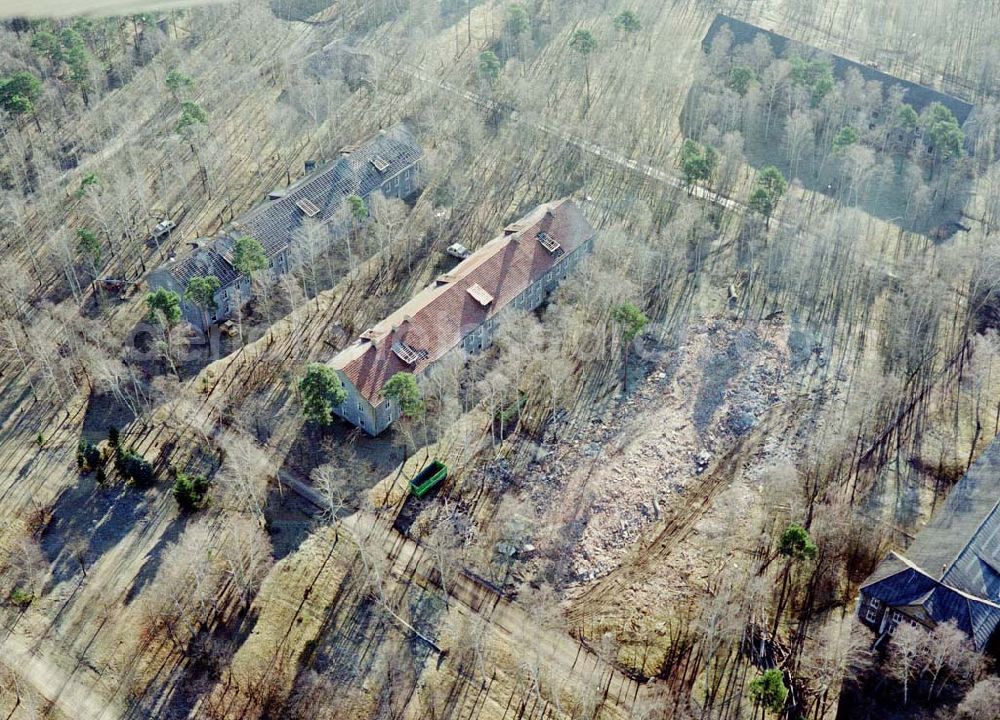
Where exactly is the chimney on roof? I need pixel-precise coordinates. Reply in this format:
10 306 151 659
304 160 316 174
503 220 525 237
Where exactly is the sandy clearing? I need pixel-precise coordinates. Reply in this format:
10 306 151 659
0 631 125 720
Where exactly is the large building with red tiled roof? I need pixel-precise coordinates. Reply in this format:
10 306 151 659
329 198 596 435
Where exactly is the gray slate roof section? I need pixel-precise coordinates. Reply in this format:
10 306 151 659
906 438 1000 598
861 553 1000 650
161 123 421 293
167 246 240 287
940 513 1000 602
861 551 911 587
229 123 422 258
860 437 1000 650
703 14 974 125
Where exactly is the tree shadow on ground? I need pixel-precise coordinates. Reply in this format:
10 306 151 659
81 391 138 443
125 457 222 601
281 421 408 503
125 319 217 383
692 336 741 435
298 565 437 701
266 485 318 562
40 476 155 590
310 582 385 686
121 518 186 606
626 328 682 396
128 604 261 720
269 425 402 560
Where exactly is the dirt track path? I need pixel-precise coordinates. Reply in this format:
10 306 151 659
0 631 124 720
340 510 646 718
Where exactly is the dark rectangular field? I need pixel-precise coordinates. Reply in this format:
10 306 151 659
704 14 974 125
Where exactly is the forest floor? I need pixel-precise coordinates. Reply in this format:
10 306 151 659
358 512 646 718
1 1 998 718
9 1 215 18
193 502 646 720
0 630 121 720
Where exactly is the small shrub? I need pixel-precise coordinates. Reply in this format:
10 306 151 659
116 448 155 487
749 668 788 715
76 440 102 472
35 432 44 446
95 465 107 484
172 472 211 512
108 425 120 449
9 586 34 608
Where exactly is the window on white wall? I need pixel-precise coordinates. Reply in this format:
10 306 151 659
864 596 881 623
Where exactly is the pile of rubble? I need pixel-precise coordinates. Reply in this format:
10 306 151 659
533 319 790 583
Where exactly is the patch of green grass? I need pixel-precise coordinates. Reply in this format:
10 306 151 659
9 586 34 608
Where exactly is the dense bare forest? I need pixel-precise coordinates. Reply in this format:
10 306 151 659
1 1 999 719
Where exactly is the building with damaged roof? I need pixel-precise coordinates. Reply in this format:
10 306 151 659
148 123 422 329
328 198 596 435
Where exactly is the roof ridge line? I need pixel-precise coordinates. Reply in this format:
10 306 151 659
941 496 1000 579
859 551 915 590
864 551 1000 609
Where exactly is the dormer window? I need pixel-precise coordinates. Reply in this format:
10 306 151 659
537 231 562 256
466 283 494 307
296 198 320 217
392 340 421 365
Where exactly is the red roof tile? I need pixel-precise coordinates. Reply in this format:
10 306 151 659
332 199 594 404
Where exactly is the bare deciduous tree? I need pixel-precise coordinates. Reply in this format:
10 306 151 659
216 432 270 527
218 514 272 609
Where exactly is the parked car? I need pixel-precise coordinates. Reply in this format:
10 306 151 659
151 220 176 240
100 277 127 292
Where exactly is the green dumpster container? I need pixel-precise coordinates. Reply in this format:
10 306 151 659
409 460 447 498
